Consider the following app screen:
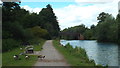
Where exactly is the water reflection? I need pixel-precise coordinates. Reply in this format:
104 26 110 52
95 43 118 66
60 40 118 66
118 45 120 66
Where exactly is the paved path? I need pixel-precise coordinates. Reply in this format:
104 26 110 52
34 40 70 66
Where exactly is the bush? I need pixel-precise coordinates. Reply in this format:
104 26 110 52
28 38 44 45
24 28 34 41
65 43 73 49
2 39 21 52
64 43 73 54
31 26 49 39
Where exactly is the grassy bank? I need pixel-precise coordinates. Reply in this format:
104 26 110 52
32 39 45 51
53 40 106 67
2 48 37 66
2 39 45 67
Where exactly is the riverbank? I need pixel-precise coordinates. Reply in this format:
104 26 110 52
2 39 45 67
53 40 106 67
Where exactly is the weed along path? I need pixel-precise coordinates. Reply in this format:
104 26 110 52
34 40 70 66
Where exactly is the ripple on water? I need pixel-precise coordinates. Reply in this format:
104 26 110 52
60 40 118 66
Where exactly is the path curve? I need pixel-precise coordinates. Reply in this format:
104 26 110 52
34 40 70 66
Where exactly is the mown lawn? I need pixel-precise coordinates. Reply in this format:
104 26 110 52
2 39 45 67
53 40 107 68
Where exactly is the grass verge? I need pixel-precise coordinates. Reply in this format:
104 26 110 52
33 39 45 51
2 39 45 67
53 40 107 68
2 47 37 67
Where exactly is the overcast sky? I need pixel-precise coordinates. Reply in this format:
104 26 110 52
20 0 119 30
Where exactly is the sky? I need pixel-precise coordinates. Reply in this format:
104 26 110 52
20 0 119 30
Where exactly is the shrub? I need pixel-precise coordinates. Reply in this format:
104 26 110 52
31 26 49 39
2 39 21 52
28 38 44 45
24 28 34 41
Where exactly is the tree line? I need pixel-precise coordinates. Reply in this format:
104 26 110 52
61 12 119 44
2 2 60 52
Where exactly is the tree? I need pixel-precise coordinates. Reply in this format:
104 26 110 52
2 2 21 22
97 12 109 23
38 4 60 39
90 24 95 29
60 24 86 40
20 13 39 28
84 29 93 40
2 2 28 40
4 21 25 40
31 26 49 39
96 13 117 42
116 13 120 44
2 3 61 52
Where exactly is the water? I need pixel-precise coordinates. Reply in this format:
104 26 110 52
60 40 119 66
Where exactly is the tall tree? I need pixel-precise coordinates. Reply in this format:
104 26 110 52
38 4 60 39
97 12 109 23
96 13 117 42
116 13 120 44
2 2 21 22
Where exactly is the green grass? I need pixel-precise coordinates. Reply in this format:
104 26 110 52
53 40 107 68
2 39 46 67
33 39 45 51
2 47 37 67
0 53 2 67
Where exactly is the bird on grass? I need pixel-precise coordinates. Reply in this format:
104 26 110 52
25 55 30 59
13 55 21 60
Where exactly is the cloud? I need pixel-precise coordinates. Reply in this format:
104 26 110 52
22 1 119 30
119 1 120 11
21 5 42 14
54 1 118 30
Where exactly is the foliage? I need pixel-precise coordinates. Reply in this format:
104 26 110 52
96 13 117 42
53 40 95 66
31 26 49 39
23 28 34 41
2 2 60 52
61 24 97 40
116 13 120 44
84 29 93 40
2 2 21 22
60 24 87 40
53 40 108 68
20 13 39 28
38 4 60 38
2 39 21 52
31 39 45 51
61 12 118 44
97 12 109 23
3 21 25 40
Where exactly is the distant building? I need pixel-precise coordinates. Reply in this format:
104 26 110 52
78 34 84 40
119 1 120 14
